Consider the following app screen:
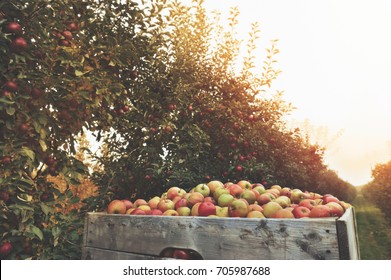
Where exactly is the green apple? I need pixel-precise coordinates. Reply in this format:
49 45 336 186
194 184 210 197
262 201 283 218
217 193 235 207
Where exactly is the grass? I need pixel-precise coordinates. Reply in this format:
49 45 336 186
352 193 391 259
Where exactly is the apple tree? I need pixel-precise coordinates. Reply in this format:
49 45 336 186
92 1 356 203
0 0 168 259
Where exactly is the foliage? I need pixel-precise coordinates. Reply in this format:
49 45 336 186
362 160 391 222
93 0 355 203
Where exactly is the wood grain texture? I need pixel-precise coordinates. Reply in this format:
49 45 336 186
336 208 360 260
82 211 359 260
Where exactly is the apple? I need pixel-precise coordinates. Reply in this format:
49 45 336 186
31 88 44 98
272 209 294 218
67 22 79 31
107 200 127 214
187 192 204 206
217 193 235 207
194 184 210 197
174 198 189 209
290 189 307 203
5 22 23 34
274 196 291 208
299 199 317 210
172 196 182 205
228 199 249 218
247 211 265 218
121 199 133 210
207 180 224 193
5 81 18 92
172 249 190 259
198 201 216 216
262 201 283 218
292 206 311 218
131 208 146 215
133 199 148 207
237 180 252 190
280 187 291 197
11 37 28 52
0 191 10 202
326 202 345 217
240 189 257 204
257 193 274 205
216 206 229 217
138 204 151 212
177 206 191 216
0 241 12 258
150 209 163 215
265 188 280 198
62 30 73 40
309 205 331 218
270 184 282 192
228 184 244 198
213 187 230 201
204 196 216 205
1 156 11 164
157 199 175 212
235 165 243 172
148 196 161 209
191 202 201 216
252 185 266 195
163 209 179 216
167 186 186 200
322 195 340 204
248 203 263 212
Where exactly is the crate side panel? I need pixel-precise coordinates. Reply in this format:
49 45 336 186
84 214 340 260
336 207 360 260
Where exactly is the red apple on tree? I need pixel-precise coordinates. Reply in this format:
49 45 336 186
5 22 23 34
10 37 28 52
0 241 13 258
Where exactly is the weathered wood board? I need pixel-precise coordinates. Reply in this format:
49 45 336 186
82 207 359 260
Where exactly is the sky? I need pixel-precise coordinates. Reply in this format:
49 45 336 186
203 0 391 186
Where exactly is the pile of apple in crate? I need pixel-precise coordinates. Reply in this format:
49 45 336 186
107 180 351 219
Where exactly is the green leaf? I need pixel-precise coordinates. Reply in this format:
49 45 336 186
40 203 52 216
30 225 43 240
0 98 15 104
39 139 48 152
52 226 61 238
20 146 35 161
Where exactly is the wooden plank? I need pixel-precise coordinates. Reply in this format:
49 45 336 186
336 207 360 260
84 213 341 260
84 247 165 260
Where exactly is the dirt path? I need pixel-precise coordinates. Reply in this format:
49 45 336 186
352 193 391 259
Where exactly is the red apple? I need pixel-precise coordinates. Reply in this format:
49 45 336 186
248 203 263 212
121 199 133 210
107 200 127 214
150 209 163 216
148 196 161 209
133 199 148 207
0 190 10 202
0 241 13 258
175 198 189 209
5 81 18 92
5 22 23 34
228 199 249 218
204 196 216 204
299 199 317 210
11 37 28 52
228 184 244 199
131 208 146 215
326 202 345 217
322 195 340 204
198 201 216 216
172 249 190 259
257 193 274 205
292 206 311 218
67 22 79 31
31 88 44 98
62 30 73 40
1 156 11 165
309 205 331 218
167 186 186 200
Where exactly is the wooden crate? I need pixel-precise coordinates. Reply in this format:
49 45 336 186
82 207 359 260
